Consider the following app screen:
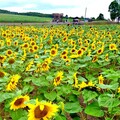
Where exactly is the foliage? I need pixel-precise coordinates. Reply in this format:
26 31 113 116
0 24 120 120
108 0 120 20
96 13 105 20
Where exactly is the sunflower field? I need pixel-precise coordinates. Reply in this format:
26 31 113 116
0 24 120 120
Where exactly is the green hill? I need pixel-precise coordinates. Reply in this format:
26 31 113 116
0 13 52 23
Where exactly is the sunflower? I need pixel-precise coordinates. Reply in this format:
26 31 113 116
78 81 88 90
50 48 57 57
77 49 84 57
8 57 15 64
53 71 63 86
105 53 109 61
6 49 13 57
6 74 21 91
32 45 39 51
109 43 117 50
41 62 50 71
73 72 78 88
97 48 104 55
0 55 6 63
70 48 77 54
10 95 30 111
92 55 98 62
98 75 104 84
28 99 58 120
0 70 6 78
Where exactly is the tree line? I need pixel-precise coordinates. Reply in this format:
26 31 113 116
0 9 53 18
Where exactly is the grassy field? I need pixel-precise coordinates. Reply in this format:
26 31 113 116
0 13 52 23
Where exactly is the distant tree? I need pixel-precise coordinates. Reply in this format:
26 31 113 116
108 0 120 21
91 17 95 21
96 13 105 20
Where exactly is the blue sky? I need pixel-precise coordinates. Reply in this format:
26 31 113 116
0 0 114 19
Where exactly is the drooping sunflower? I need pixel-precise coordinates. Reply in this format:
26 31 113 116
28 99 58 120
53 71 63 86
105 53 109 61
0 55 7 63
10 95 30 111
50 48 58 57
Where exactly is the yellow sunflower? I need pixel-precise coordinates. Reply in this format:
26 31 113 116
10 95 30 111
109 43 117 50
6 49 13 57
53 71 63 86
50 48 58 57
8 57 15 64
28 99 58 120
6 74 21 91
97 48 104 55
41 62 50 71
92 55 98 62
98 75 104 84
77 49 84 57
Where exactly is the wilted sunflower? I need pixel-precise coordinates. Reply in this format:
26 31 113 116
28 99 58 120
6 74 21 91
8 57 15 64
50 48 57 57
10 95 29 111
53 71 63 86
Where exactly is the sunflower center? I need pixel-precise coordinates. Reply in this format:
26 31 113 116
55 76 60 82
8 58 15 64
34 105 48 119
14 98 24 106
51 50 56 54
0 71 5 78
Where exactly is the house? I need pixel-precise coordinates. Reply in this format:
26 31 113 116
52 13 63 22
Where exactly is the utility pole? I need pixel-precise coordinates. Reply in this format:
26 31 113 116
84 7 87 22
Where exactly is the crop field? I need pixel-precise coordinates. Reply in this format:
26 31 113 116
0 14 52 23
0 24 120 120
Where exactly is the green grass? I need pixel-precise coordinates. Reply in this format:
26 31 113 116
0 14 52 23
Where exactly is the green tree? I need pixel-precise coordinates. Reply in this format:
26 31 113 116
96 13 105 20
108 0 120 21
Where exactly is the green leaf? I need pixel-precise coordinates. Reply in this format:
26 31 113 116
44 91 57 101
0 92 14 103
54 115 66 120
98 94 120 108
82 89 98 103
10 109 28 120
18 117 28 120
64 101 82 113
85 102 104 117
32 76 49 86
22 85 34 94
97 83 119 90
